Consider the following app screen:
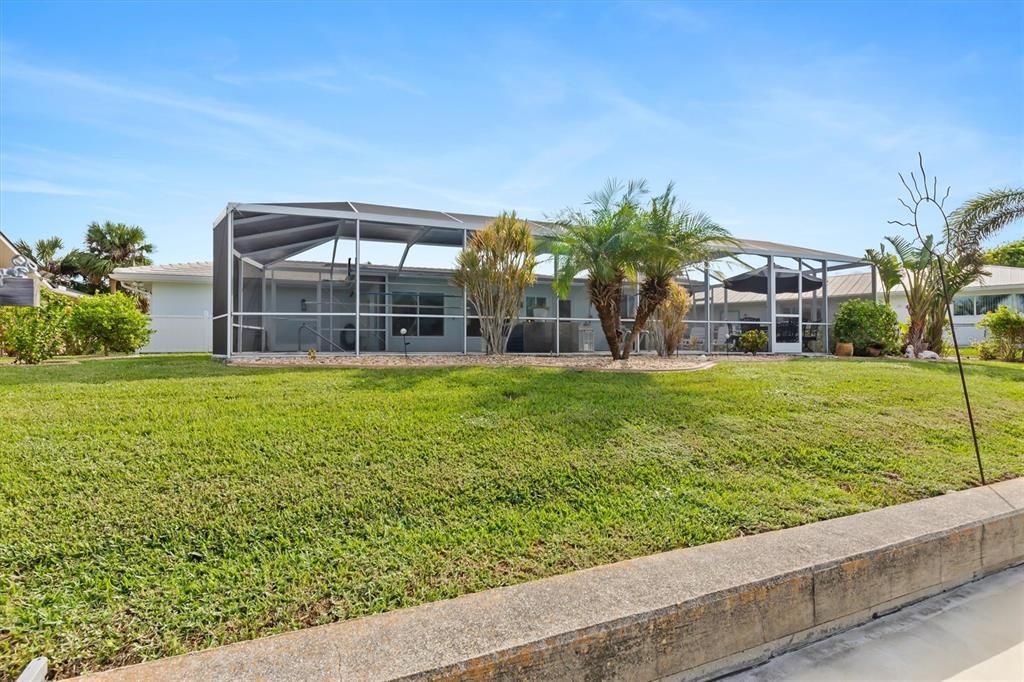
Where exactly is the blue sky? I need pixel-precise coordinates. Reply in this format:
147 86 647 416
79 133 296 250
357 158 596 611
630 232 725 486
1 0 1022 267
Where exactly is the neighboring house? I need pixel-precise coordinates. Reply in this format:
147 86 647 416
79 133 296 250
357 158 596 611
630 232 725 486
110 262 213 353
898 265 1024 346
711 266 1024 347
0 230 87 306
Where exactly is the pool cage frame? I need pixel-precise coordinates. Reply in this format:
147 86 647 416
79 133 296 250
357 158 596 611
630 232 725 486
212 202 872 359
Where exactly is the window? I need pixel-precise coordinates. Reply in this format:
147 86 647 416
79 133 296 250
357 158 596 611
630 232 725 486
975 294 1009 315
466 302 481 337
558 299 572 318
1017 294 1024 313
953 296 974 316
391 292 446 336
620 294 636 319
525 296 549 318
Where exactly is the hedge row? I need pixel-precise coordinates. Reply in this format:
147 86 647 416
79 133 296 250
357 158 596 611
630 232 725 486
0 291 152 364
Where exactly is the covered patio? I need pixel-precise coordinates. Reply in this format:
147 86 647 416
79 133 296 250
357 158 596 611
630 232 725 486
211 202 872 358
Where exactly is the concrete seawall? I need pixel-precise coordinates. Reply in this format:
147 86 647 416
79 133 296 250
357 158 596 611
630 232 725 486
78 478 1024 681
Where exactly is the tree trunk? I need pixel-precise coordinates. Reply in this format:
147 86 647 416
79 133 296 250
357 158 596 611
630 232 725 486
621 276 670 360
905 316 927 353
588 277 622 359
924 307 946 354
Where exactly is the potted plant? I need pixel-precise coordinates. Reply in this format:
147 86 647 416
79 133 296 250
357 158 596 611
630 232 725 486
832 300 899 357
835 337 854 356
737 328 769 355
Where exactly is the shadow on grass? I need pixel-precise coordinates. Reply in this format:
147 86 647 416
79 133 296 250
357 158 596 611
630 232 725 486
0 354 298 386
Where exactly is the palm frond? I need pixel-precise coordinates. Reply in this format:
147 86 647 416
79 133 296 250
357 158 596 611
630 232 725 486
949 188 1024 246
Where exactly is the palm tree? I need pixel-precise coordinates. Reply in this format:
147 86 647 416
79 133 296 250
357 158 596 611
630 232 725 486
863 243 903 305
948 188 1024 250
620 183 731 359
548 179 647 360
80 221 154 293
886 235 937 352
13 236 83 288
886 234 986 354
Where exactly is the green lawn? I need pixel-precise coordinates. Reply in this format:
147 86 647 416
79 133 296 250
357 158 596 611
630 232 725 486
1 355 1022 678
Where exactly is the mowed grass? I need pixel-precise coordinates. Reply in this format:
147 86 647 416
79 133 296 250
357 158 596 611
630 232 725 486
1 355 1022 678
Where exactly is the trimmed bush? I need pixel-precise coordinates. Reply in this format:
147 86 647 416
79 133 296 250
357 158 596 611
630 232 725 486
68 292 152 354
737 328 768 355
650 281 690 356
977 305 1024 362
0 293 73 364
832 299 899 356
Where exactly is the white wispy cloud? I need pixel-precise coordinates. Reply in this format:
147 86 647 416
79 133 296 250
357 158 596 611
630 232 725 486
636 1 709 32
2 58 364 153
0 177 114 197
213 67 349 94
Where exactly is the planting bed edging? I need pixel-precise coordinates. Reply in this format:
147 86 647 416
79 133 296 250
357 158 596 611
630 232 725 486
76 478 1024 682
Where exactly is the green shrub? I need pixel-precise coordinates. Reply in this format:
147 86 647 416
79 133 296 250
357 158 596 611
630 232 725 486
737 328 768 354
1 295 73 364
832 299 899 356
977 305 1024 362
68 292 152 354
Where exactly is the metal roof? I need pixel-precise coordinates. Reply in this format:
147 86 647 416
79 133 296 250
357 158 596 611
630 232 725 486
697 272 874 304
219 202 864 266
712 238 865 263
111 261 213 284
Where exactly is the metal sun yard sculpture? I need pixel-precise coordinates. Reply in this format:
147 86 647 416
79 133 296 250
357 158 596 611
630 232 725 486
888 153 985 485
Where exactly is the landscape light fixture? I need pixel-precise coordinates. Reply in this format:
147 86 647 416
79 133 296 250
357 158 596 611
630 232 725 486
400 327 409 358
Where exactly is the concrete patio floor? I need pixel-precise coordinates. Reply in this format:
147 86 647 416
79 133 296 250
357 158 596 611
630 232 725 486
731 564 1024 682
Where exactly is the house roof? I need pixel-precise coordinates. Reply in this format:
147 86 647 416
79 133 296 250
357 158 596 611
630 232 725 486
217 201 867 266
974 265 1024 289
111 261 213 284
0 230 90 298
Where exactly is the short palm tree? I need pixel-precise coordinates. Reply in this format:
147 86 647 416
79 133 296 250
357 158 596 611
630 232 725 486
13 236 83 288
886 234 986 353
863 243 903 305
886 235 937 352
81 221 154 292
620 184 731 359
548 179 647 360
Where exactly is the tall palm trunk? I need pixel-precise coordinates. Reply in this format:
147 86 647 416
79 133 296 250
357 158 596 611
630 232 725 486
587 277 623 359
621 276 670 360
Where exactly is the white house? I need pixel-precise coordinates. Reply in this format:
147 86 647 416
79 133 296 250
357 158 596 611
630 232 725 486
113 260 1024 355
111 262 213 352
893 265 1024 346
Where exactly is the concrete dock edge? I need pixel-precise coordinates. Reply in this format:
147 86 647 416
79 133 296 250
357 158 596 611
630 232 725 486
76 478 1024 681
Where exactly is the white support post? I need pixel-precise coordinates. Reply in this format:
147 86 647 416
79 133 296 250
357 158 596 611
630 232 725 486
227 209 234 358
822 259 829 353
355 219 361 356
704 261 711 353
261 269 268 352
462 229 468 355
554 255 560 356
767 256 776 353
797 258 803 353
635 285 641 354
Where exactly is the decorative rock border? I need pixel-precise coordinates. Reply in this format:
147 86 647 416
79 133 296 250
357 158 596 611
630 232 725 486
76 478 1023 682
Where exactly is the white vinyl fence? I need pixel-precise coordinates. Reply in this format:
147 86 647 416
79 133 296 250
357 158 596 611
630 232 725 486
144 314 211 353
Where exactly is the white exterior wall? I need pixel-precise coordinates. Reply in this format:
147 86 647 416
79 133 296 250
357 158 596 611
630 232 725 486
144 281 213 353
888 287 1024 347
